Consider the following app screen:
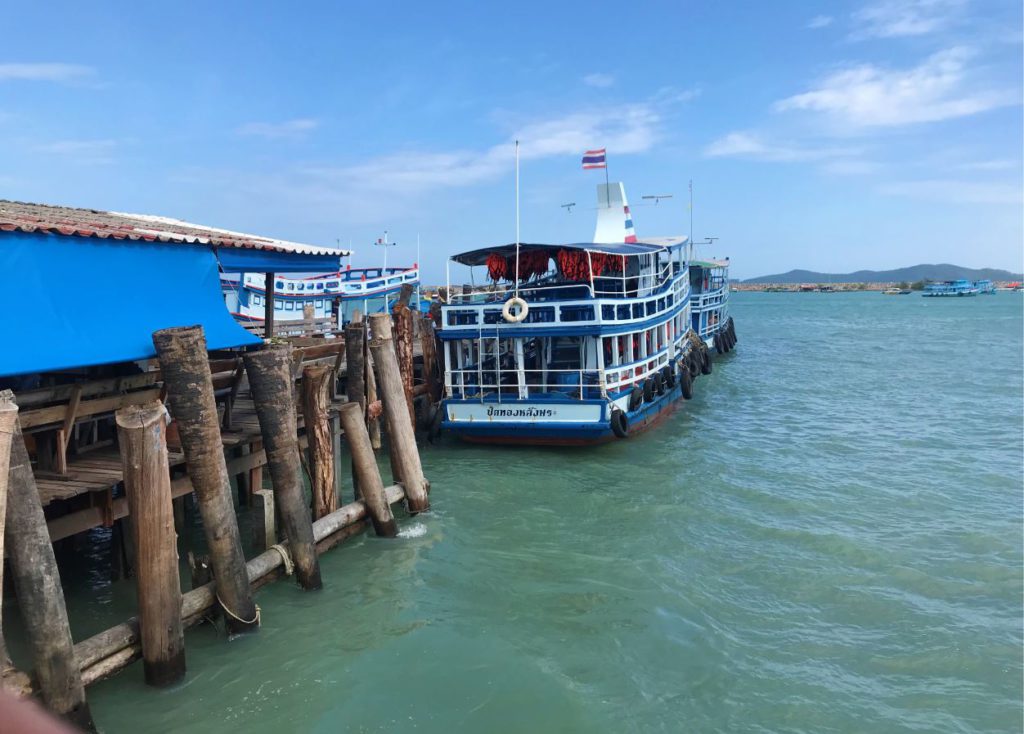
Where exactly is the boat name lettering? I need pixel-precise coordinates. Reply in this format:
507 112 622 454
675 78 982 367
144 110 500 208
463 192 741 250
485 406 556 418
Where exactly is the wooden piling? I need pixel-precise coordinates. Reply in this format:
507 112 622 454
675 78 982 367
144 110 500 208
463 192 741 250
367 313 430 513
302 365 337 519
337 403 397 536
243 345 322 590
344 323 366 410
5 417 94 729
392 293 416 426
264 272 276 338
115 401 186 687
0 391 30 695
152 326 258 634
420 315 440 403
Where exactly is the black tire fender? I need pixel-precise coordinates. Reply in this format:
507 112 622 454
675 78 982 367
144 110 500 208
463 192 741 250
643 378 655 403
680 366 694 399
629 385 644 411
610 408 629 438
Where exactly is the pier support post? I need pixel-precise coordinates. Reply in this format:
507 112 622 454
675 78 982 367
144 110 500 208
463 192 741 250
420 315 440 403
367 313 430 513
302 365 337 520
264 272 276 338
152 326 258 635
0 391 30 695
244 345 322 590
115 401 186 687
337 403 397 536
366 349 383 451
392 291 416 426
4 412 93 729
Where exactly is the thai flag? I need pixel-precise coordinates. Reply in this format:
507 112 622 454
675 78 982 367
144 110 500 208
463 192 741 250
582 148 607 169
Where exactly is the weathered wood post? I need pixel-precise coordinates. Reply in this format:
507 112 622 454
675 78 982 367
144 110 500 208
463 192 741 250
337 403 397 537
392 285 416 426
420 315 440 403
244 345 322 590
115 401 186 686
152 326 259 634
4 410 94 729
0 391 30 695
264 272 276 338
344 322 367 500
367 313 430 513
365 350 383 450
302 365 337 519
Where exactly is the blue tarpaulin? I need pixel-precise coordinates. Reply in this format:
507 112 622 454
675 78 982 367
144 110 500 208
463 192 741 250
0 231 262 377
215 246 343 273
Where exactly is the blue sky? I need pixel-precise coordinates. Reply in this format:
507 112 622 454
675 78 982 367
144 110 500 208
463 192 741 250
0 0 1020 280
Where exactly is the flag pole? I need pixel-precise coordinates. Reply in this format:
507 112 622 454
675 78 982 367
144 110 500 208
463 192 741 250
515 140 520 297
604 149 610 207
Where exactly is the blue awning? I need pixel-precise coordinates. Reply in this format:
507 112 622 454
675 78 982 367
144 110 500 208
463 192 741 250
0 231 260 377
215 246 344 273
451 241 666 266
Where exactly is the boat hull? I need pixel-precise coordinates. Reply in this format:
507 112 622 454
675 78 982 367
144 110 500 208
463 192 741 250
442 382 686 446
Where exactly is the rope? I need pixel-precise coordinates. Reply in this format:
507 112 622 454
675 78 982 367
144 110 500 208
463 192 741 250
269 543 295 576
216 592 261 626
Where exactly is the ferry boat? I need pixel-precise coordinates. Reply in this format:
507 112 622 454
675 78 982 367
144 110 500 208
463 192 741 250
922 279 979 297
437 182 731 445
689 258 735 353
221 265 420 325
974 279 996 295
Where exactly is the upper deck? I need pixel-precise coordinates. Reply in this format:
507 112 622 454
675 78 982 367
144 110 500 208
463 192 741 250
441 240 689 338
229 266 419 299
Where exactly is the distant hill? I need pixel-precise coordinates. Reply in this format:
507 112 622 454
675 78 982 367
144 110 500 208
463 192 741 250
743 264 1023 284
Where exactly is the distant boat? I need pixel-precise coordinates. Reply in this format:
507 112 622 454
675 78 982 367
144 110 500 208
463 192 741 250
922 279 979 297
882 287 912 295
974 279 997 295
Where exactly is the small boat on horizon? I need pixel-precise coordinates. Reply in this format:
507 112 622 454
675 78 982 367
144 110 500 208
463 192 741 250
922 279 979 297
882 287 912 295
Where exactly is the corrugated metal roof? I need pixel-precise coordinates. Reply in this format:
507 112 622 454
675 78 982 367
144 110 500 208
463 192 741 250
0 199 350 257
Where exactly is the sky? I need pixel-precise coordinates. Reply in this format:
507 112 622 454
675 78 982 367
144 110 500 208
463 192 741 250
0 0 1021 281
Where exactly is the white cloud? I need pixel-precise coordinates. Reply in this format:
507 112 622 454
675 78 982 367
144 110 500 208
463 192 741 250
0 62 94 82
774 47 1016 128
879 179 1022 204
303 106 660 193
236 118 319 139
33 139 116 155
807 15 833 29
583 73 615 88
956 159 1019 171
703 131 858 162
851 0 964 38
31 139 117 163
821 159 880 175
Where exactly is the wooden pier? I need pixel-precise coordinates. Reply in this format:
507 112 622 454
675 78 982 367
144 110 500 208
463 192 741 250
1 317 437 729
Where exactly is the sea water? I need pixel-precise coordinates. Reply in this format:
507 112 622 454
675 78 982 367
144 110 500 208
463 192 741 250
42 292 1024 732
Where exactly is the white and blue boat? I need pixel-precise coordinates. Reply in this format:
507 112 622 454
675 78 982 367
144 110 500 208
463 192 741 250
922 279 979 297
222 265 420 326
974 279 996 295
689 258 735 354
437 183 725 445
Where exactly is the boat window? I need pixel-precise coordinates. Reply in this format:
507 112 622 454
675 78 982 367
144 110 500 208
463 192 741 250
275 301 283 311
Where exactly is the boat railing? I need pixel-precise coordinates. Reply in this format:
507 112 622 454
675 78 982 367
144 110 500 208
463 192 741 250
446 367 602 401
240 268 418 296
447 260 676 305
442 274 689 331
444 336 691 402
691 285 727 311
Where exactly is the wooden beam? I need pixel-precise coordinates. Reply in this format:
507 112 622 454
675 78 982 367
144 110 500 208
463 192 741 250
20 389 161 429
264 272 275 338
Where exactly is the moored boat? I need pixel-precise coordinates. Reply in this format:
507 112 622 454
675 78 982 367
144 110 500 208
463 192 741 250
922 279 979 297
437 183 727 445
689 258 735 354
222 265 420 325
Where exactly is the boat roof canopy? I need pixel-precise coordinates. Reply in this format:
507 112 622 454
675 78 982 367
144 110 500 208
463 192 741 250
690 258 730 269
451 240 678 267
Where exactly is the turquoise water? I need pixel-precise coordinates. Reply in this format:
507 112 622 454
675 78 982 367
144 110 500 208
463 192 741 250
65 293 1024 731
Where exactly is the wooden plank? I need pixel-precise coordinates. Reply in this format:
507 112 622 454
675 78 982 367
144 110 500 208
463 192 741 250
20 389 161 429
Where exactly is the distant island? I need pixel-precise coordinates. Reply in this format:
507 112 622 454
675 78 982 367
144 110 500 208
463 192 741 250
741 263 1023 286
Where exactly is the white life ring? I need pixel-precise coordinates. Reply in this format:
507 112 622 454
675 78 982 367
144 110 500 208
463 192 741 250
502 296 529 323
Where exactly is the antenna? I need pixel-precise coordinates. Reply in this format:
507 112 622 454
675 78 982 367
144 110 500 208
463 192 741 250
515 140 521 295
561 202 576 213
641 194 673 205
